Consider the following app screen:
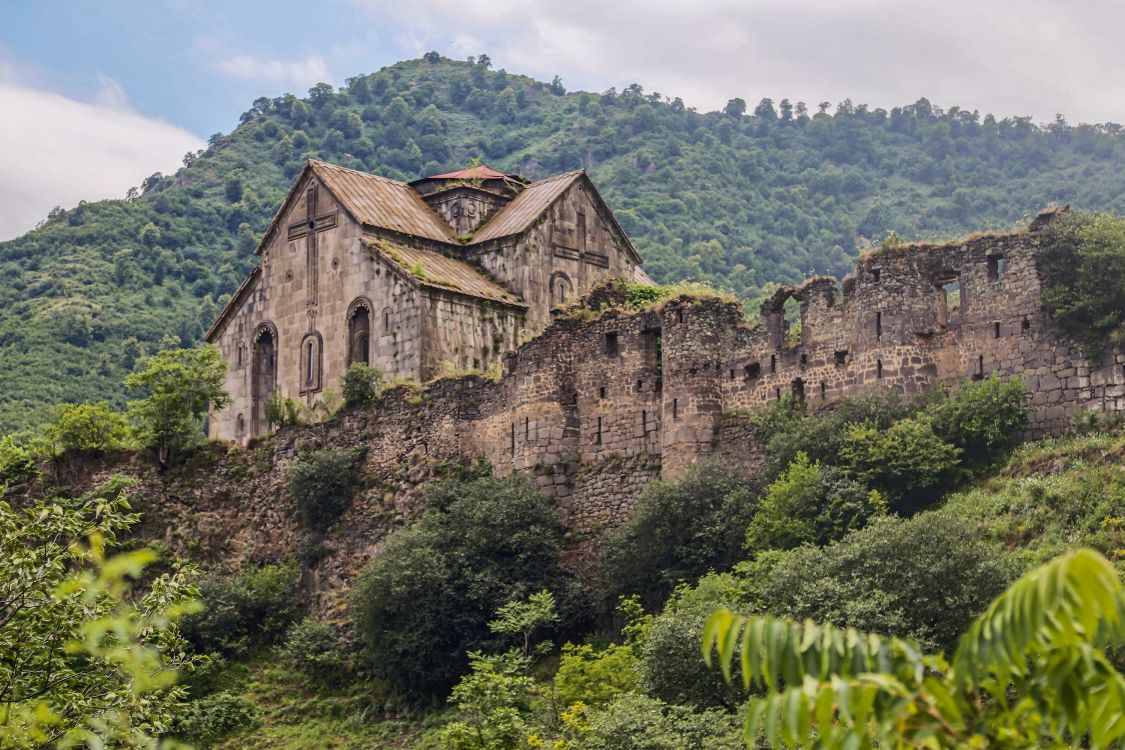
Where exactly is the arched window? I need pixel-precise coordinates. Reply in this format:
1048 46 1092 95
347 298 373 365
299 331 323 395
382 307 393 334
550 272 573 306
251 322 278 436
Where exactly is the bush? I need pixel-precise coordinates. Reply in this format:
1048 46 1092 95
758 513 1014 653
182 561 299 656
286 447 366 532
555 643 640 708
0 435 38 485
634 573 748 709
1037 210 1125 357
926 374 1028 472
264 392 303 427
438 651 536 750
838 417 961 510
341 362 383 407
745 452 881 553
173 691 259 747
43 401 128 454
278 618 345 683
350 473 580 700
755 390 915 479
599 462 759 607
556 692 743 750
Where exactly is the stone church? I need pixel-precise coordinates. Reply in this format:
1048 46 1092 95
205 160 650 442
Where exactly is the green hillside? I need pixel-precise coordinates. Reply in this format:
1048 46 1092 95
4 54 1125 432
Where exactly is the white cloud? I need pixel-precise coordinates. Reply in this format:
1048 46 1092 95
208 48 331 89
0 76 203 241
352 0 1125 124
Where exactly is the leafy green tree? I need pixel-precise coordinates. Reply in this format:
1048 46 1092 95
488 589 558 659
0 435 38 485
125 344 230 464
43 401 129 454
600 463 759 607
745 452 880 553
634 573 749 709
181 561 299 657
350 473 576 699
0 493 199 748
705 548 1125 749
759 513 1013 653
438 651 536 750
1038 211 1125 357
838 417 960 510
926 374 1029 472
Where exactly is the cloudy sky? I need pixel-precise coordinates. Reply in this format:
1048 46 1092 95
2 0 1124 241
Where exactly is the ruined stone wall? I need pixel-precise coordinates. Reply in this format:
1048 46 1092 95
91 221 1124 615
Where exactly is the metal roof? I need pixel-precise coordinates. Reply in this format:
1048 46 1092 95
469 170 585 244
423 165 517 181
362 238 526 307
310 160 457 243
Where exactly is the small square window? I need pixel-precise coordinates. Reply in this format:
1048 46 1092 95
987 255 1005 281
834 350 848 367
871 268 881 283
744 362 761 380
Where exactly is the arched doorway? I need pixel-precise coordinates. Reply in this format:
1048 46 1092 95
251 323 277 436
347 298 372 365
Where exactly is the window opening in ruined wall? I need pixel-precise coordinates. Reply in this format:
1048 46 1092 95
987 254 1005 281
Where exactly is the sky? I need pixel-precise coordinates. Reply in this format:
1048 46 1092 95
2 0 1124 241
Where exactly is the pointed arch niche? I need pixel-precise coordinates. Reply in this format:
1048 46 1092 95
346 297 373 366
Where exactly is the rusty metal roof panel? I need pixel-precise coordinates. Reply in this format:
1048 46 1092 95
470 170 584 244
424 165 514 180
310 160 456 243
362 238 526 307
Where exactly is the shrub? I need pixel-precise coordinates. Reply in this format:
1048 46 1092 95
557 692 743 750
755 389 915 479
759 513 1014 653
838 417 960 510
926 374 1028 472
264 391 303 427
43 401 128 454
437 651 536 750
1037 210 1125 357
181 561 299 656
350 473 579 700
0 435 38 485
634 573 748 709
172 691 259 747
341 362 383 407
278 618 344 683
286 446 366 532
745 452 881 553
555 643 640 708
599 462 759 607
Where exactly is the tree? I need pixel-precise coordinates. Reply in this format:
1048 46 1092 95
488 589 558 658
43 401 128 454
350 473 577 699
125 344 230 464
705 548 1125 749
723 98 747 118
599 462 759 607
759 513 1010 654
0 493 199 748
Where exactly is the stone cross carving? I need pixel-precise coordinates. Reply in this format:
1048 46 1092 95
287 182 337 308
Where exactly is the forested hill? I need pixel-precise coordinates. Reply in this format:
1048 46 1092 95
4 54 1125 432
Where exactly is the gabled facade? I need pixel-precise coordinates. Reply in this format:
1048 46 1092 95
205 160 649 443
